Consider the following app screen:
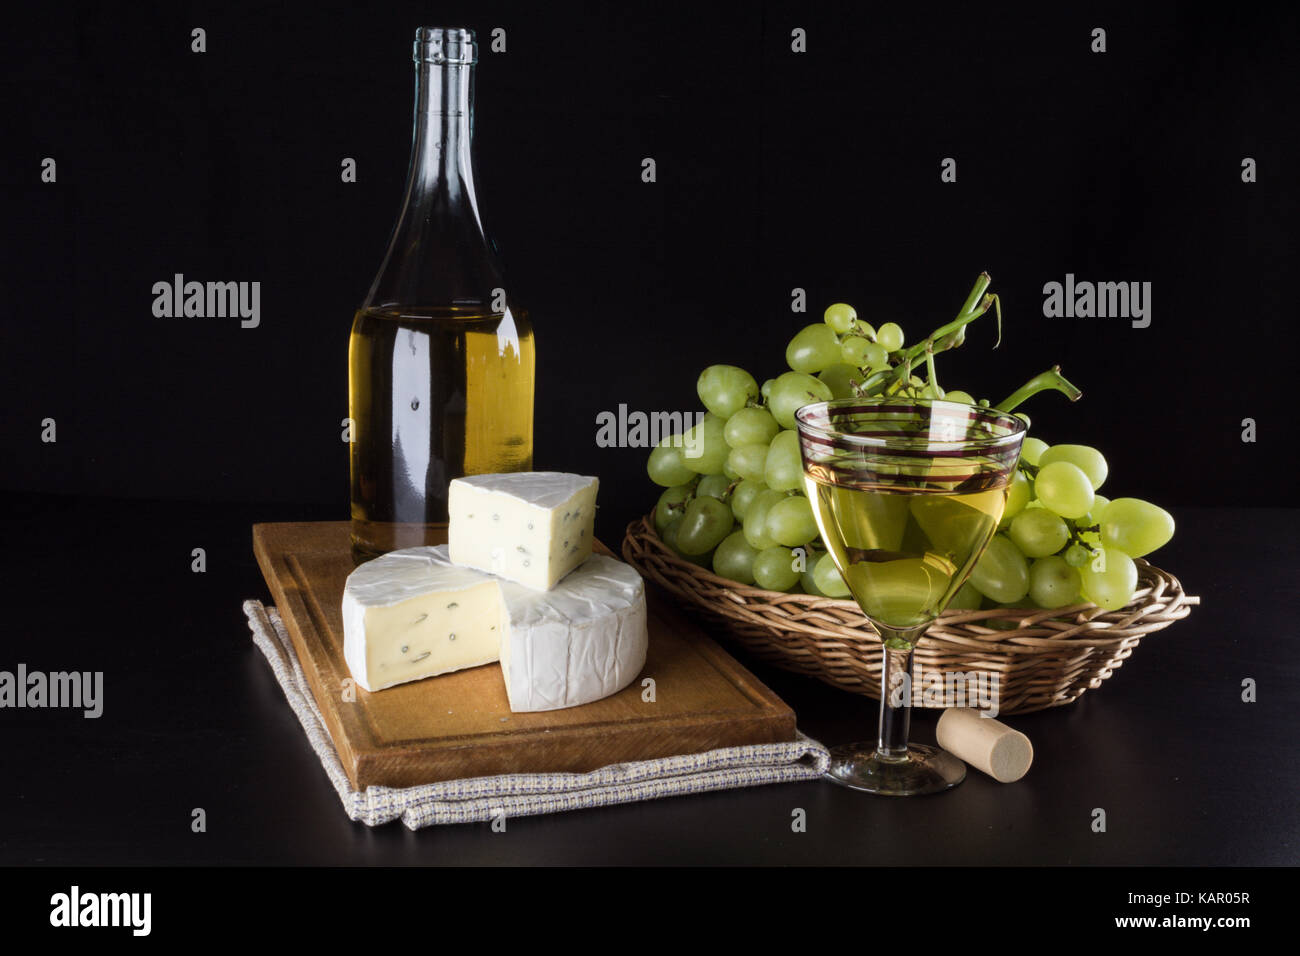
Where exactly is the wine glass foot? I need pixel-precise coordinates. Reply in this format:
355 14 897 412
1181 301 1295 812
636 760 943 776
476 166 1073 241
825 742 966 796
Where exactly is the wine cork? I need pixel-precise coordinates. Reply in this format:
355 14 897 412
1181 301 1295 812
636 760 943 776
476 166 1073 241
936 708 1033 783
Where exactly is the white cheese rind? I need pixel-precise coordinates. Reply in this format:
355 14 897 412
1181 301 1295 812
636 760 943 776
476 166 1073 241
447 472 599 591
496 555 648 712
341 546 648 711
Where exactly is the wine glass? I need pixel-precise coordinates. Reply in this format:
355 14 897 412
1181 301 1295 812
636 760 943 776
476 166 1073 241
795 398 1027 795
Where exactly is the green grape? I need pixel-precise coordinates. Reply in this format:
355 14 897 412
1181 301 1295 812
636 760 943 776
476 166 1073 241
726 443 769 482
712 531 759 585
942 389 975 405
1091 494 1111 520
969 534 1030 604
742 489 785 549
760 378 774 401
1014 412 1031 430
722 460 741 480
817 363 860 400
1038 444 1108 491
1100 498 1175 558
1019 437 1049 466
1079 547 1138 610
654 482 695 534
876 322 905 351
813 552 851 597
1009 508 1070 558
861 339 890 369
1034 461 1094 519
753 546 800 591
1063 544 1091 568
1004 470 1031 519
661 518 711 567
647 439 696 487
822 302 858 334
696 473 732 502
922 382 944 399
729 479 766 521
696 365 759 418
1029 555 1083 608
840 336 888 370
786 323 842 374
765 495 819 547
660 515 682 545
945 580 982 611
723 406 779 448
681 416 729 475
800 555 826 597
768 371 833 429
675 496 734 555
763 430 804 491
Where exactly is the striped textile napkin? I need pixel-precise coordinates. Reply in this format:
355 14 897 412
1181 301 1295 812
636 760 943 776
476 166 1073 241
244 599 831 829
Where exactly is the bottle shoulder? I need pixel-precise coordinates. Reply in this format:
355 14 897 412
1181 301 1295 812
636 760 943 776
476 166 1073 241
352 304 532 333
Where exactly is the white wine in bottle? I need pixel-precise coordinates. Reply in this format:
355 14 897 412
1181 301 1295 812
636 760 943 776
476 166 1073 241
350 28 534 561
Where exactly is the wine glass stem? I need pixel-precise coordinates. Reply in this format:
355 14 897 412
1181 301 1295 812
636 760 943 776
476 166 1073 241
878 645 914 761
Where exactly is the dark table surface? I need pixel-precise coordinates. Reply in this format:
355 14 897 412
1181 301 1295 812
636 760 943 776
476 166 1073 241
2 497 1296 867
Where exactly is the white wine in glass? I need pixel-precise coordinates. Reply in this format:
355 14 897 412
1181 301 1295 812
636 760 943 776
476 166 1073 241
796 398 1027 795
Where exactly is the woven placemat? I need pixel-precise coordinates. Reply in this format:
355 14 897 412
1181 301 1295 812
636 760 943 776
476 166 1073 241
244 599 830 829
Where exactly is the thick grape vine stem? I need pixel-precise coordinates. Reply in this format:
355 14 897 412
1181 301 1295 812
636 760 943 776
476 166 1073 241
994 366 1082 412
924 348 940 397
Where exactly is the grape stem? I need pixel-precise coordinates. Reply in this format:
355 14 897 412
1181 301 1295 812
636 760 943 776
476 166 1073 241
994 366 1083 412
865 275 1000 397
1064 521 1100 551
957 272 993 319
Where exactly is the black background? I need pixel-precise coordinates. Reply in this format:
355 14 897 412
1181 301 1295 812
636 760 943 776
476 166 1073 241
2 0 1298 900
4 1 1298 537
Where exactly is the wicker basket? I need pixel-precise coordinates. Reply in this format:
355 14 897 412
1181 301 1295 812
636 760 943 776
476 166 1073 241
622 514 1199 715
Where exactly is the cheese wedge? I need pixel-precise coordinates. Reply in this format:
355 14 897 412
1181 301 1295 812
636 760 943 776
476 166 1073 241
448 472 598 590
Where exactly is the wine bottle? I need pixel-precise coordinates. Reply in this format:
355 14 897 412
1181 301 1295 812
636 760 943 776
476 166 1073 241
350 27 535 561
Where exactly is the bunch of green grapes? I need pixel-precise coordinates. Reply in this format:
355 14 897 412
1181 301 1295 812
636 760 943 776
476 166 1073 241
645 289 1175 613
964 442 1175 612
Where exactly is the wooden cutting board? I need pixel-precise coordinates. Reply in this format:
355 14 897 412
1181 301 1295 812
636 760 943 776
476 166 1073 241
252 522 796 789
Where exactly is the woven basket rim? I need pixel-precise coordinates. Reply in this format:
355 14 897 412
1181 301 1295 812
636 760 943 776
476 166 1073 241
623 512 1198 652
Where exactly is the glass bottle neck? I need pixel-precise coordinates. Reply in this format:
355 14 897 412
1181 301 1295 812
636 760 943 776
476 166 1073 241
362 47 503 311
408 60 483 226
